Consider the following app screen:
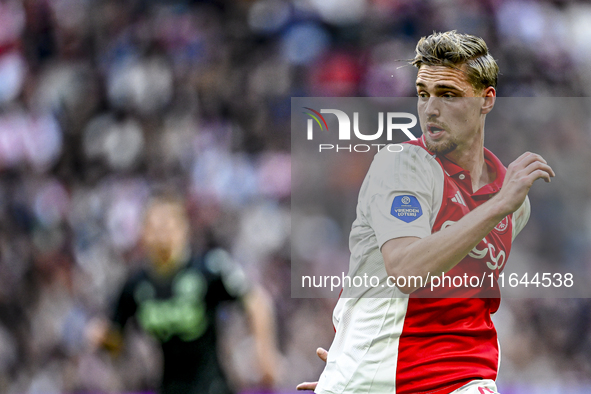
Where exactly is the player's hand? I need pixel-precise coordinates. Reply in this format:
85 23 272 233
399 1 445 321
296 347 328 391
85 317 110 350
495 152 555 214
84 317 123 354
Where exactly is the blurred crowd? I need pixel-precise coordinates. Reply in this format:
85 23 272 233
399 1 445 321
1 0 591 392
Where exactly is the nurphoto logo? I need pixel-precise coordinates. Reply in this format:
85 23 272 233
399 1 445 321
303 107 418 153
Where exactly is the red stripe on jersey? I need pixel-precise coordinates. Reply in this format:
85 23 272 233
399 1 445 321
334 288 343 333
394 138 512 394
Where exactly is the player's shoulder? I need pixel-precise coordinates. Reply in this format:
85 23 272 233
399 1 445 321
120 267 149 295
198 248 234 274
371 141 438 173
199 247 250 299
512 195 531 240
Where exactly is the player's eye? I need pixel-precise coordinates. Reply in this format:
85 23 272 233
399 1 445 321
417 92 429 100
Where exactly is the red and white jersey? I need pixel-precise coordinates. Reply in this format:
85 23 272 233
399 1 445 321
315 136 530 394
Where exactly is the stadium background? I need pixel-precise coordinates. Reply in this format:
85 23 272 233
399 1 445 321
0 0 591 393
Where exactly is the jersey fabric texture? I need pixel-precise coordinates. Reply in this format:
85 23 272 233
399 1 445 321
314 136 530 394
450 379 498 394
112 248 249 394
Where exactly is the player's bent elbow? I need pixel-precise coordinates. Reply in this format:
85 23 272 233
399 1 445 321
392 274 422 295
397 284 418 295
382 237 423 294
384 266 422 295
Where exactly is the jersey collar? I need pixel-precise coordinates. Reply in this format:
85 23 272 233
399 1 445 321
417 135 506 197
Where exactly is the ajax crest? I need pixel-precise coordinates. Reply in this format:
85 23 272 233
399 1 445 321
494 216 509 234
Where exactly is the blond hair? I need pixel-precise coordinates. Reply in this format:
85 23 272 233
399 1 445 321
411 31 499 91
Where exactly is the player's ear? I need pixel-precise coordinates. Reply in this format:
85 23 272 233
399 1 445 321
481 87 496 114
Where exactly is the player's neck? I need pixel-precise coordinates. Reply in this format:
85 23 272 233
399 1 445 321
445 131 491 193
150 246 190 277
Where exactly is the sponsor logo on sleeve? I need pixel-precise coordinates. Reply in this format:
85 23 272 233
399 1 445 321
391 195 422 223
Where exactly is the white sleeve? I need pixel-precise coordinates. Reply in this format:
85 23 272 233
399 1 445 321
512 196 531 241
361 145 443 249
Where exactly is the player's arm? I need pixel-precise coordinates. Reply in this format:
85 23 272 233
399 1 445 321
207 248 282 388
382 152 554 294
243 285 282 388
85 276 138 354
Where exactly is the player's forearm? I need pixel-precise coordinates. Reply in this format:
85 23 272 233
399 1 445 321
244 286 279 387
383 197 508 293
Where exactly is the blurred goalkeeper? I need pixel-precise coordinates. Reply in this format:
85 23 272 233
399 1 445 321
88 195 279 394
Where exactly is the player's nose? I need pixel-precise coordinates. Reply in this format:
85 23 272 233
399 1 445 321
427 98 442 115
423 97 441 117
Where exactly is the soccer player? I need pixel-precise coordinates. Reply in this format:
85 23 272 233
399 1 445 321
297 31 555 394
88 195 279 394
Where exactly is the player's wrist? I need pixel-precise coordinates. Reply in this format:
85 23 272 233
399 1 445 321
484 196 513 223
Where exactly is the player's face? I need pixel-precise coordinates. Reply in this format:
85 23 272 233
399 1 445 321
142 202 189 265
416 65 491 156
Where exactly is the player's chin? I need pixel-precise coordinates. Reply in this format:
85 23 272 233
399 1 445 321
425 139 457 156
